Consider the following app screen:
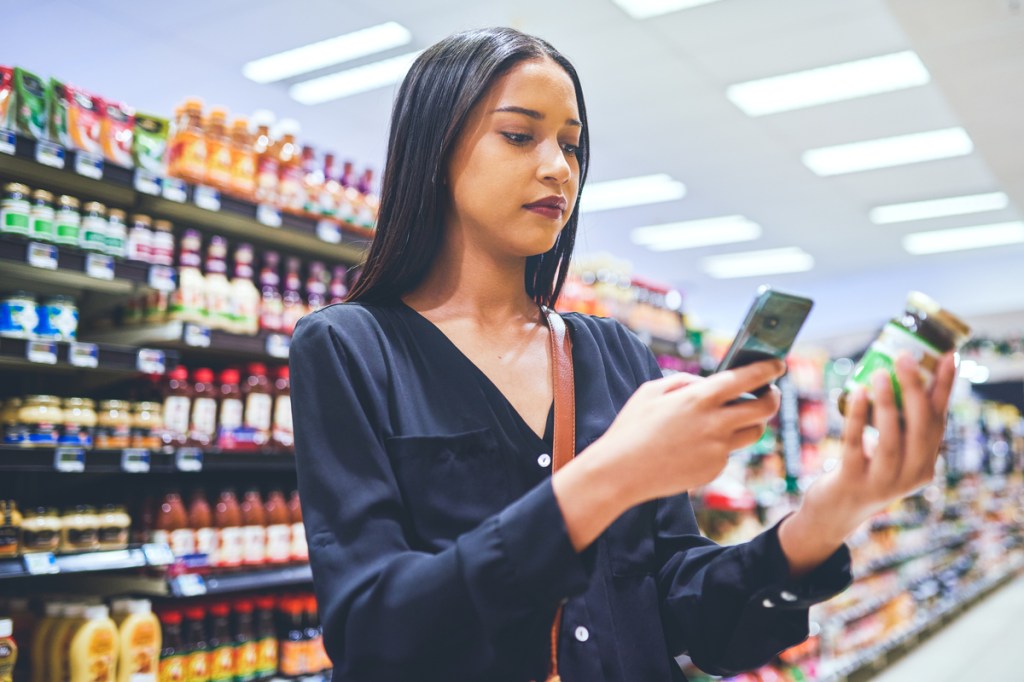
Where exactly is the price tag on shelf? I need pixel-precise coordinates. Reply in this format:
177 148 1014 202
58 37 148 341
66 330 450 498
85 253 115 280
27 340 58 364
35 140 66 169
54 447 86 473
121 448 151 473
133 168 162 196
147 265 176 292
256 203 282 228
183 323 211 348
316 219 342 244
172 573 207 597
73 151 104 180
193 185 221 212
27 241 58 270
265 333 290 359
175 447 203 472
69 342 99 369
22 552 59 575
142 542 175 567
0 128 15 155
162 177 188 203
136 348 166 375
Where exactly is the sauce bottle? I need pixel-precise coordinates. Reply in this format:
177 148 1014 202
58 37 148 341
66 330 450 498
318 152 339 217
305 261 327 313
69 605 118 682
355 168 379 228
157 610 186 682
6 598 31 682
203 108 232 191
187 489 217 561
303 596 327 673
162 366 193 449
214 489 243 569
170 99 207 185
228 117 256 200
216 369 244 447
203 236 231 332
231 601 258 682
182 606 209 682
229 244 260 336
328 265 349 305
263 489 291 564
336 160 357 223
274 120 303 213
205 604 234 682
299 145 320 214
31 603 63 682
153 491 193 558
189 368 218 448
252 598 277 680
115 599 161 682
168 229 206 325
276 599 306 678
240 488 266 566
258 252 283 334
0 619 16 682
48 603 87 682
0 501 20 558
271 367 293 452
288 490 307 563
281 258 306 336
243 364 273 446
251 110 278 205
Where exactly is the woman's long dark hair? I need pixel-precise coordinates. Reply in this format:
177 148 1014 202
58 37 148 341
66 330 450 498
347 27 590 309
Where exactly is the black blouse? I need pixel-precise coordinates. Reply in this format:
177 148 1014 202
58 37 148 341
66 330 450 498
290 301 852 682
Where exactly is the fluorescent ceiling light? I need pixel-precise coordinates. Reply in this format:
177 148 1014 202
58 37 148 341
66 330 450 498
958 359 990 384
902 221 1024 255
243 22 412 84
869 192 1009 224
727 51 929 117
803 127 973 176
580 174 686 213
631 215 762 251
290 50 424 104
701 247 814 279
611 0 722 19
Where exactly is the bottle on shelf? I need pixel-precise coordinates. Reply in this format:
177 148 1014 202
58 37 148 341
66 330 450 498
153 490 193 559
31 603 64 682
168 229 206 325
253 597 278 680
114 599 160 682
355 168 378 229
187 488 216 562
299 145 320 214
305 261 327 313
204 107 232 191
252 110 278 205
150 219 175 267
336 160 358 223
182 606 209 682
228 116 257 200
214 488 243 569
264 488 291 565
281 257 306 336
240 487 267 566
271 366 293 451
258 251 283 334
229 243 260 336
328 265 349 305
319 152 340 217
243 364 273 447
274 119 303 214
277 598 307 678
69 604 118 682
232 601 258 682
189 368 218 448
0 618 16 682
169 99 207 185
216 368 244 449
126 214 154 264
161 365 192 449
303 595 326 673
204 236 231 331
157 610 186 682
207 603 235 682
288 490 308 563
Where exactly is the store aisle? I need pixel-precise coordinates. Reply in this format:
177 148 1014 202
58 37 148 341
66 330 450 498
869 574 1024 681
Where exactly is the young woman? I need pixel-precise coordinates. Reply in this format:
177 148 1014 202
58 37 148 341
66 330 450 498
291 27 956 682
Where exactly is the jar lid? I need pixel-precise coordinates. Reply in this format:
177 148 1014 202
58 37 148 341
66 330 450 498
63 397 96 409
43 295 74 304
153 219 173 232
83 201 107 213
907 291 972 340
3 182 30 194
24 394 62 406
32 189 54 202
107 208 127 221
130 214 152 226
7 290 37 301
4 398 23 407
134 401 162 411
57 195 81 209
99 399 131 410
64 504 96 514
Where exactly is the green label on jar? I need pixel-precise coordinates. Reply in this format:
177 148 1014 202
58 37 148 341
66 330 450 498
31 217 55 240
55 219 79 244
845 322 940 410
1 209 30 234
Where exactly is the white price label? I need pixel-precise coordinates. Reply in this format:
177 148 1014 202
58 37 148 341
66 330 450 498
73 151 104 180
27 340 58 364
0 128 15 155
316 219 342 244
86 253 114 280
35 140 66 169
265 333 290 359
194 185 221 212
256 203 282 227
27 241 58 269
142 542 175 566
54 447 86 472
175 447 203 472
136 348 166 375
121 448 151 473
183 323 211 348
133 169 162 196
173 573 207 597
147 265 176 292
22 552 59 575
69 342 99 368
162 178 188 203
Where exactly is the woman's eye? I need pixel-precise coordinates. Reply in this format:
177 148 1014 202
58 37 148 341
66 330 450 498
562 142 580 155
502 132 532 144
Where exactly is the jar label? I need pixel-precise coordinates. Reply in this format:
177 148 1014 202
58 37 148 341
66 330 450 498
22 527 59 552
187 651 210 682
235 641 258 681
243 524 266 564
218 526 244 567
210 644 234 682
272 396 293 447
266 524 291 562
256 637 278 675
98 525 128 547
30 216 55 240
190 397 218 439
159 654 186 682
170 528 196 557
80 217 107 250
195 526 218 558
163 396 191 440
1 205 30 234
219 398 243 431
845 322 940 409
65 526 99 550
291 522 308 561
244 393 273 432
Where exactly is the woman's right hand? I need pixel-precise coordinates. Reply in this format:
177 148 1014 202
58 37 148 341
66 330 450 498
593 360 786 506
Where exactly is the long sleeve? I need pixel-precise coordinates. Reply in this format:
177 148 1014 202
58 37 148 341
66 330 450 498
289 310 591 681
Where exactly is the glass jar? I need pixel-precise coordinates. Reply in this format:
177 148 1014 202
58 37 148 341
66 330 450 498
60 505 100 553
79 201 108 253
151 219 175 266
54 195 81 247
95 399 132 449
1 399 26 446
840 291 972 416
0 500 21 559
97 504 130 551
60 398 97 449
0 182 31 236
29 189 56 242
131 401 163 450
0 292 39 339
34 295 78 341
20 506 61 554
18 395 63 448
126 214 153 263
105 208 127 258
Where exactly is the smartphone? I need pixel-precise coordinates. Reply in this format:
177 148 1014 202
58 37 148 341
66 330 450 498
716 286 814 398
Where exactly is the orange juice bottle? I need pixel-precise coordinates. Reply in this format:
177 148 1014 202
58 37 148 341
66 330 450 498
228 117 256 200
169 99 206 184
275 119 303 213
204 107 232 191
252 110 278 205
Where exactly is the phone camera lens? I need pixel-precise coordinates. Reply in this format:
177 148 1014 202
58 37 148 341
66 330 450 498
766 317 779 329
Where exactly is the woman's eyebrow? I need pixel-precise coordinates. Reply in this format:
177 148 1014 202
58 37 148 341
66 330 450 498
493 105 582 128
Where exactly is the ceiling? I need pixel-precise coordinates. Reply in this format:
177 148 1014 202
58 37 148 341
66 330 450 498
5 0 1023 341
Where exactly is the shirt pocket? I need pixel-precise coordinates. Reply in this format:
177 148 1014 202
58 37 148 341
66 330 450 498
385 427 511 547
606 502 656 577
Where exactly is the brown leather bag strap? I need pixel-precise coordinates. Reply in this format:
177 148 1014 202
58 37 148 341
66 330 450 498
543 307 574 682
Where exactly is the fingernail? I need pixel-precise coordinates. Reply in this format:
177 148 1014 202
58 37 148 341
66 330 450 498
872 369 891 392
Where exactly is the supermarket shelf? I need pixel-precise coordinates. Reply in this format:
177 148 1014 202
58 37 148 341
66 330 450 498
0 446 295 473
84 320 292 362
0 236 156 296
0 133 370 264
72 563 313 598
855 530 975 580
0 543 172 580
0 336 180 376
196 563 313 596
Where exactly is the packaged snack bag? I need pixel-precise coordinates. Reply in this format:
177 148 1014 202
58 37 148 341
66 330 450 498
48 77 71 146
101 99 135 166
0 67 13 129
133 113 169 173
66 85 103 154
14 67 48 139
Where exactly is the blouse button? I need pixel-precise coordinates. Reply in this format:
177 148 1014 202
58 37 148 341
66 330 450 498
574 626 589 642
537 453 552 468
780 590 798 603
762 598 775 609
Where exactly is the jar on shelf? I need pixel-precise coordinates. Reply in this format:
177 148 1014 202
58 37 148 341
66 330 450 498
0 500 21 558
54 195 81 247
35 295 78 342
60 398 97 449
105 208 127 258
79 201 108 253
0 182 31 237
29 189 56 243
97 504 130 551
95 400 132 450
150 219 175 267
130 402 163 450
60 505 100 553
126 214 153 263
20 506 61 554
18 395 63 448
0 292 39 339
1 399 26 446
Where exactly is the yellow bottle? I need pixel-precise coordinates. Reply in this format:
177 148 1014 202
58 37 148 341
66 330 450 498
30 602 64 682
48 603 88 682
115 600 160 682
0 618 17 682
69 605 118 682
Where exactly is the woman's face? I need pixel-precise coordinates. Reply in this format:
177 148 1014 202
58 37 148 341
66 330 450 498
445 57 582 260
